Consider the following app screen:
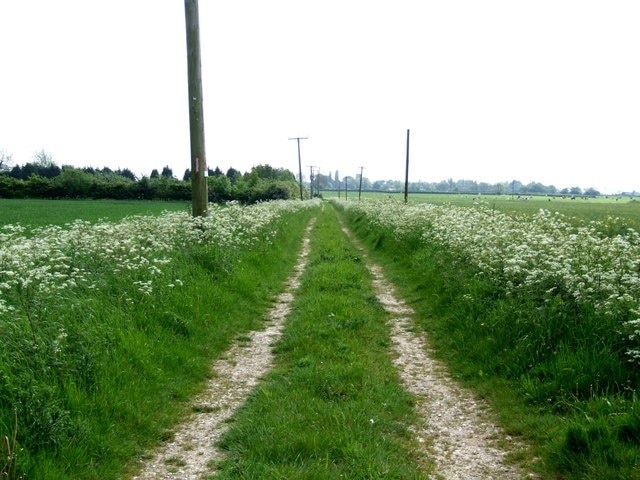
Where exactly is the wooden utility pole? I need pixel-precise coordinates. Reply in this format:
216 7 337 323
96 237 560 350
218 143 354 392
289 137 308 200
358 166 364 200
185 0 208 217
404 129 410 204
307 165 317 198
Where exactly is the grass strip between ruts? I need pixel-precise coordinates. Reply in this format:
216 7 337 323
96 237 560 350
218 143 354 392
212 204 426 479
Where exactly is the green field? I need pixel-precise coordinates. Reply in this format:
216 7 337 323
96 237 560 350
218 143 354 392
0 199 189 230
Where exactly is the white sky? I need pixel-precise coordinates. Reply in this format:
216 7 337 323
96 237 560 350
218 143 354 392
1 1 638 194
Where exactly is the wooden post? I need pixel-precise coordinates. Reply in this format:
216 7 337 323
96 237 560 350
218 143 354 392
404 129 410 204
185 0 208 217
358 166 364 200
289 137 308 200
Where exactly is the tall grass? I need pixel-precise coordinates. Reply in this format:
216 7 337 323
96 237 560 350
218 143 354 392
339 198 640 479
0 200 318 479
213 205 425 479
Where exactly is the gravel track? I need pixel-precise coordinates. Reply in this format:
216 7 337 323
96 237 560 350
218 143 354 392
131 220 315 479
131 216 535 479
342 223 535 479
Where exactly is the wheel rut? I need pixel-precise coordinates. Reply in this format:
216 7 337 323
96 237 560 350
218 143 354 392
131 219 315 479
341 221 536 480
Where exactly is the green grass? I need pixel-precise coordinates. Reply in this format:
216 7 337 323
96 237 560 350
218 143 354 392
341 203 640 479
0 206 317 479
0 198 189 230
212 205 426 479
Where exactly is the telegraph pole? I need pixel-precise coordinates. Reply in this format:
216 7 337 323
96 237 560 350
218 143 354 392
307 165 317 198
358 166 364 200
404 129 410 204
289 137 308 200
184 0 208 217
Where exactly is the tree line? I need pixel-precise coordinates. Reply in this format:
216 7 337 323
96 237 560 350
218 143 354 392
1 148 626 201
315 171 606 197
0 150 301 203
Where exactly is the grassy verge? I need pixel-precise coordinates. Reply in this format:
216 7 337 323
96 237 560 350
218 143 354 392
213 204 425 479
0 205 317 479
341 203 640 479
321 193 640 232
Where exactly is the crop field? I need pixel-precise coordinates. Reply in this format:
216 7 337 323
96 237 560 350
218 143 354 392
0 199 189 232
2 196 640 478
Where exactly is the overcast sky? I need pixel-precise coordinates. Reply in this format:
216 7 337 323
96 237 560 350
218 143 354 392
1 1 638 193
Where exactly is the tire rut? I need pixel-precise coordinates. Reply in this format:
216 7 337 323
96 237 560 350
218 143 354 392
130 219 315 480
341 222 536 480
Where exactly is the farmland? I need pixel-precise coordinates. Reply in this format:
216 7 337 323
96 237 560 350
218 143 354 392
0 199 189 232
2 196 640 478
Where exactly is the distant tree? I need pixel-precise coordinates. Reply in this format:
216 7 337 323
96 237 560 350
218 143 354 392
150 169 160 179
226 167 241 184
0 149 13 173
208 175 232 202
509 180 524 195
117 168 137 181
372 180 385 190
183 168 191 181
32 150 61 178
525 182 546 194
160 166 174 178
569 186 583 196
584 187 600 197
212 166 223 177
478 182 492 194
316 173 332 190
250 164 295 181
32 149 54 167
136 176 153 200
53 167 94 198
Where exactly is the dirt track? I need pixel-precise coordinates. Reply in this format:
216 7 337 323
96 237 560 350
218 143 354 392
132 217 534 479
